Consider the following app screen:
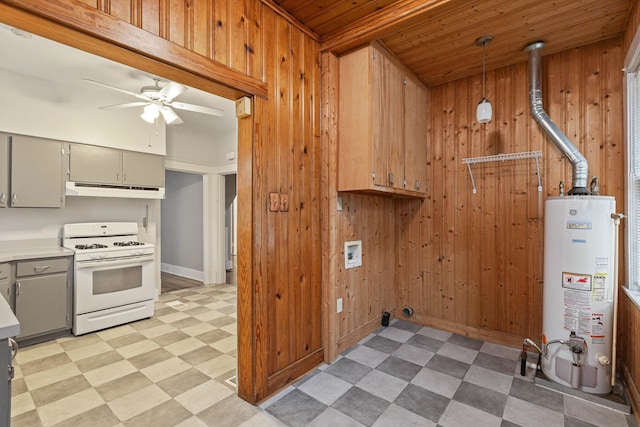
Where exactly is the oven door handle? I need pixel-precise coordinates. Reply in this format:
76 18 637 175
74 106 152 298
76 255 154 269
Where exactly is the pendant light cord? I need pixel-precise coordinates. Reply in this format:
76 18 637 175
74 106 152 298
482 41 486 100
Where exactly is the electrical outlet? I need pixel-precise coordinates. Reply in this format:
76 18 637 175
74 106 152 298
279 193 289 212
337 298 343 313
269 193 280 212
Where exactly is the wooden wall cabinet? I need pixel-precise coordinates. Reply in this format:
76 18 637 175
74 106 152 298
338 42 427 198
68 143 164 188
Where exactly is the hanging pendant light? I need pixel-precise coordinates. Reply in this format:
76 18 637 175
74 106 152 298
475 35 493 124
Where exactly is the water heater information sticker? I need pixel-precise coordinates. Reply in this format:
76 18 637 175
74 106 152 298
563 273 592 334
591 313 605 344
562 272 592 291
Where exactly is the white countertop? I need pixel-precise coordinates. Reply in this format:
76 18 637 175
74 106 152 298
0 239 74 263
0 296 19 340
0 246 74 263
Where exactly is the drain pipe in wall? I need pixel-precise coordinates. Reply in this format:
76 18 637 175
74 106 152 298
524 42 590 195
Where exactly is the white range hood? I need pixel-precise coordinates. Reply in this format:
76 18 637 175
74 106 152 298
65 181 165 199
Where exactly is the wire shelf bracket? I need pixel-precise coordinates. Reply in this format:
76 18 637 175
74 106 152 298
461 150 543 194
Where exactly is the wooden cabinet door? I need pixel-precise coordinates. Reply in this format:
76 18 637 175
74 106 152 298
404 76 428 194
122 151 164 187
10 135 63 208
372 47 404 190
0 133 8 207
69 144 121 185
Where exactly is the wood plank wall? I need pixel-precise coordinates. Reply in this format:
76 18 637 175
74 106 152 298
401 37 625 345
324 37 627 359
0 0 322 403
621 1 640 422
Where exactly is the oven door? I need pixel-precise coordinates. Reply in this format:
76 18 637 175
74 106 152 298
75 254 155 315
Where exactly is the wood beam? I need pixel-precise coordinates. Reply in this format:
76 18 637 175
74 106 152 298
0 0 268 99
320 0 468 55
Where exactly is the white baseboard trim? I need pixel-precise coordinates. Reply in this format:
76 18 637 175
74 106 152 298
161 263 204 282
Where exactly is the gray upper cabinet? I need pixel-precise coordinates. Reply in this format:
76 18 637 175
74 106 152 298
68 143 164 188
10 134 64 208
68 144 121 185
0 134 8 207
122 151 164 187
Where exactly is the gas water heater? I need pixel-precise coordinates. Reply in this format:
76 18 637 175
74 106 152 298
541 195 616 394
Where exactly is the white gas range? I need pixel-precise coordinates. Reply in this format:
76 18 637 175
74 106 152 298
63 222 156 335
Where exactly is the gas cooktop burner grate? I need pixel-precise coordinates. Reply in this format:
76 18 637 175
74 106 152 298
75 244 109 250
113 241 145 247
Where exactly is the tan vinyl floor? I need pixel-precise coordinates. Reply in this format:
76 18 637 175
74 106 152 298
10 284 284 427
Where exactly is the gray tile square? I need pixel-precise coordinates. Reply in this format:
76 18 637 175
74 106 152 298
563 395 629 427
332 386 390 426
508 377 563 412
474 352 518 376
363 336 403 354
411 367 462 399
394 383 450 423
406 334 445 352
392 343 435 366
447 334 484 350
452 381 508 418
376 356 421 382
355 369 408 402
440 400 502 427
425 354 470 379
389 320 423 333
298 372 352 406
503 396 564 427
309 408 365 427
326 357 373 384
372 403 437 427
345 345 389 368
266 389 327 427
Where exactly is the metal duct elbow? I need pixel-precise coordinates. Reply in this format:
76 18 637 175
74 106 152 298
525 42 589 195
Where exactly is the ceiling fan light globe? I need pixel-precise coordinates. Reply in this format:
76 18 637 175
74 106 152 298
476 98 492 123
141 104 159 123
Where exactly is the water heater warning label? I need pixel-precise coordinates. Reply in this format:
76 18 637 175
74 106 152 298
562 272 592 291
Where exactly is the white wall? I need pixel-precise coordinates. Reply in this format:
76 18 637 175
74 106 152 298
161 171 204 280
166 126 237 167
0 69 166 155
0 197 158 244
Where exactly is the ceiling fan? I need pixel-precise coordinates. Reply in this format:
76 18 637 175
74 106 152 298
82 78 224 125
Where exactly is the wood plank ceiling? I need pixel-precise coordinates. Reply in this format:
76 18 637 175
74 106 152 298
273 0 634 86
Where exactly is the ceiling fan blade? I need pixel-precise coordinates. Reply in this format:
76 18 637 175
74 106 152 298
158 81 187 101
160 106 183 125
98 101 150 110
82 78 147 100
169 101 224 117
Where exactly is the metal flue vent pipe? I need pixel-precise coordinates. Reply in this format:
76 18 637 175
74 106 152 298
525 42 589 195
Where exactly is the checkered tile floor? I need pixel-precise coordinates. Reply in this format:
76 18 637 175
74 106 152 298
262 320 637 427
10 283 637 427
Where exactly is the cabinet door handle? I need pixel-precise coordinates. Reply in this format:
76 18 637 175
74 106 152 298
415 180 420 190
16 282 20 296
33 265 50 273
9 337 18 361
388 173 394 185
12 193 17 204
0 192 5 205
123 173 127 182
116 173 120 181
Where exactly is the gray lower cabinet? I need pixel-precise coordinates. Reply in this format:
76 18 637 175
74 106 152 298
14 257 71 341
0 264 10 309
0 337 15 427
0 134 8 208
